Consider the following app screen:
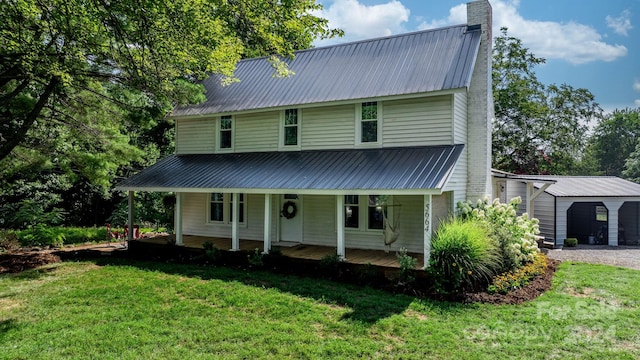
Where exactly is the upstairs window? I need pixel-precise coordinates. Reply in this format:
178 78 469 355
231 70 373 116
283 109 299 147
359 101 379 144
219 115 233 149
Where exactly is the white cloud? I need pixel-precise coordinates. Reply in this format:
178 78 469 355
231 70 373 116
315 0 410 45
416 0 628 65
606 10 633 36
634 80 640 92
417 4 466 30
635 99 640 107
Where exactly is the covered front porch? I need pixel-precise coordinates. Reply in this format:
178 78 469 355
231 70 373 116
116 146 465 268
133 235 424 268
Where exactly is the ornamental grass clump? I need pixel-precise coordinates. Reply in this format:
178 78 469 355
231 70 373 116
429 218 502 293
458 196 540 272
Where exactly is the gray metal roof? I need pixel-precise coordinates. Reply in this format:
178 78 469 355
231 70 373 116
116 145 464 193
172 25 481 117
532 176 640 197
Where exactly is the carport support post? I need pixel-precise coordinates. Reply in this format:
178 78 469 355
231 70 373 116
127 191 134 241
175 192 183 246
603 200 624 246
423 194 432 268
263 194 272 254
231 193 240 251
336 195 345 259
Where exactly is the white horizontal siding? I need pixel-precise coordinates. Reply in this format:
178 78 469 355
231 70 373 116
444 93 467 203
301 195 336 246
235 111 279 152
382 95 453 147
533 192 555 241
175 118 215 154
181 193 277 242
301 105 355 149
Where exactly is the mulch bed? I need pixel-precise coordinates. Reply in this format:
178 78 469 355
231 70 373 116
0 246 559 305
0 250 62 274
463 258 559 305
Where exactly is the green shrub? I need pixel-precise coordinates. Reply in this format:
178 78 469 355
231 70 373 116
319 252 343 278
396 247 418 284
428 218 501 293
248 248 265 267
203 241 221 262
488 252 548 294
458 196 540 271
565 238 578 247
0 230 20 253
17 225 66 248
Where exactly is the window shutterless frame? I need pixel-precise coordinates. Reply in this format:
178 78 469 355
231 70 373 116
355 101 382 146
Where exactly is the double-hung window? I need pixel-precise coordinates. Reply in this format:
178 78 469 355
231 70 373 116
218 115 233 150
344 195 389 230
209 193 246 224
358 101 380 144
282 109 300 147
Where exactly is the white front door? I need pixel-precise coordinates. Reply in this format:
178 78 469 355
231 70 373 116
280 194 303 242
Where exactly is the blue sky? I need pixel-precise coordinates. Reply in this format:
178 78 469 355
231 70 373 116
314 0 640 112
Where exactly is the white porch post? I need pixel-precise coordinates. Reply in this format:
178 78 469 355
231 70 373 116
263 194 272 254
603 200 624 246
127 191 134 241
336 195 345 259
231 192 240 251
175 192 183 246
423 194 432 268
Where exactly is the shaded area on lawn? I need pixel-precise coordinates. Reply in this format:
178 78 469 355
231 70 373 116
2 243 559 321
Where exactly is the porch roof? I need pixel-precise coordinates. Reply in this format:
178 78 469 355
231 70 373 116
116 145 464 194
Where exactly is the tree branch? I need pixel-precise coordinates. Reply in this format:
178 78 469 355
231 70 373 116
0 77 59 161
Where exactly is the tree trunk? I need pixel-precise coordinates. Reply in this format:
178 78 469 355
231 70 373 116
0 77 59 161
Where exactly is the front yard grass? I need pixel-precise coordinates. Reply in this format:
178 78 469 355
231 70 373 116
1 258 639 359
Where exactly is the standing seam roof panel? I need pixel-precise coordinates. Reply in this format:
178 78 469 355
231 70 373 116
172 26 481 116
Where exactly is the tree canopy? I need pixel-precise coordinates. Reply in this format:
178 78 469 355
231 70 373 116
585 107 640 178
0 0 341 228
492 28 602 174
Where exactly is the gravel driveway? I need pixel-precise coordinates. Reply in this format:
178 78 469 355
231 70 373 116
545 245 640 270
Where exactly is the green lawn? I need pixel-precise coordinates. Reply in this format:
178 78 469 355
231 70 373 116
1 258 639 359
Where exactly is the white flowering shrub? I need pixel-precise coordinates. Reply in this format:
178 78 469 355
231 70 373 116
457 196 540 270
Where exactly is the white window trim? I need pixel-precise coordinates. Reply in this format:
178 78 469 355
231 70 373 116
344 195 393 233
355 101 382 147
279 108 301 150
216 115 234 153
207 193 248 227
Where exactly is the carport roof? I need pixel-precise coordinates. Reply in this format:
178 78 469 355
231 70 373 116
533 176 640 197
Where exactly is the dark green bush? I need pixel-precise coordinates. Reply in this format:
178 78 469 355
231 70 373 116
203 241 221 262
565 238 578 247
248 248 265 267
428 218 502 293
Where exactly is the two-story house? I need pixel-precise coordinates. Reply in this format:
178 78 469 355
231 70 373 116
117 0 494 267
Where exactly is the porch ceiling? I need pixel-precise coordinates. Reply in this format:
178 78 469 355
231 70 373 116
116 145 464 194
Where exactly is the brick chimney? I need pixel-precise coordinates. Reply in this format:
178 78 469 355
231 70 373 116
466 0 494 201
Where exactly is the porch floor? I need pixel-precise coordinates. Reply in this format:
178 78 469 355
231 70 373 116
135 235 424 269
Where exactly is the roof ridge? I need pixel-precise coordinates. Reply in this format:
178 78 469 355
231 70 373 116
237 24 469 64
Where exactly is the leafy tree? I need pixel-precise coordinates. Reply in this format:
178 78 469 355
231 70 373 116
492 28 602 174
0 0 341 227
623 141 640 183
586 108 640 177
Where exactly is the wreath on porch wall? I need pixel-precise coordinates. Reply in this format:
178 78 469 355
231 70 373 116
281 201 297 219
